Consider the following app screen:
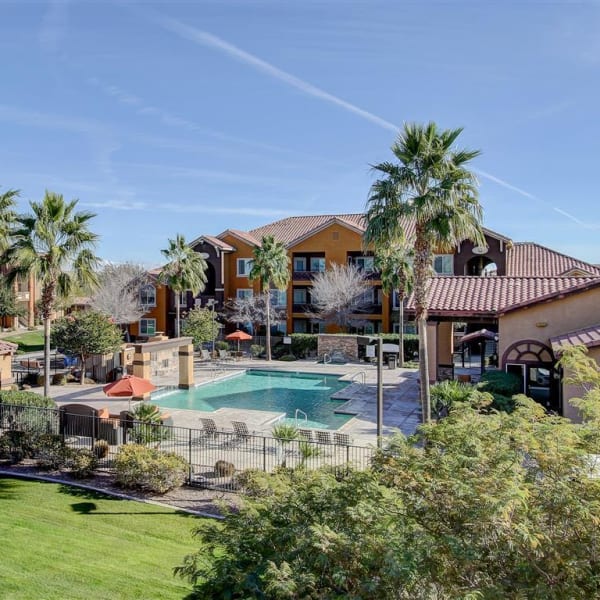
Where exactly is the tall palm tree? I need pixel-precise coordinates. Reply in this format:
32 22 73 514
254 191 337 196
374 242 413 368
0 188 19 252
249 235 290 361
159 234 208 338
2 191 100 397
365 122 485 422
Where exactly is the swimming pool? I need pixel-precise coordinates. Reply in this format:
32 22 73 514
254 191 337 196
153 370 354 430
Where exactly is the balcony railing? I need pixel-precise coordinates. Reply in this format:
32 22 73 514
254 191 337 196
292 270 324 281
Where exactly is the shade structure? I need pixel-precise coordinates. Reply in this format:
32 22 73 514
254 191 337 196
225 329 253 351
103 374 156 399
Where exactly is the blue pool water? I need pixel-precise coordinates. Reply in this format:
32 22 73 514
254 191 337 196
153 370 353 430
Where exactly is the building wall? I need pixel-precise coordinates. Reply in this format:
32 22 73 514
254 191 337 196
220 234 261 303
130 283 169 339
453 233 507 276
498 288 600 362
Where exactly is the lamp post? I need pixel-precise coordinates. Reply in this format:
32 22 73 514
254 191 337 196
206 299 217 355
358 335 384 448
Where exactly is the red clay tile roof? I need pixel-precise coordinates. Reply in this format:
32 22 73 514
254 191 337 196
550 324 600 353
407 275 600 317
248 214 369 247
190 235 235 252
507 242 600 277
0 341 18 354
218 229 261 247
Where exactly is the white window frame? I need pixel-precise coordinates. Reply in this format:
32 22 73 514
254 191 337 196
236 288 253 300
433 254 454 275
237 258 253 277
140 318 156 335
356 256 375 272
270 290 287 307
293 288 307 304
310 256 325 272
140 284 156 308
293 256 306 272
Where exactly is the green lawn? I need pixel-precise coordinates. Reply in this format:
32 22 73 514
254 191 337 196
0 477 203 599
2 330 45 353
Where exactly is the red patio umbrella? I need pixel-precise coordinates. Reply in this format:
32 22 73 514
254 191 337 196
103 374 156 399
225 329 253 352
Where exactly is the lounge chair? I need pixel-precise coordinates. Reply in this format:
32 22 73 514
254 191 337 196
199 417 219 439
231 420 251 440
333 432 352 446
199 349 212 362
218 349 233 362
315 430 333 445
298 428 314 442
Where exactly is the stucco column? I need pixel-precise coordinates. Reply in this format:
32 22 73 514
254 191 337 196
178 343 195 389
132 349 151 400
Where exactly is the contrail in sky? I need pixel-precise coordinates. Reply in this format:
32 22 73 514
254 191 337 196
138 7 592 227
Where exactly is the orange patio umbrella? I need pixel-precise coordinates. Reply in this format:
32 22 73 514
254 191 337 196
225 329 253 351
103 374 156 400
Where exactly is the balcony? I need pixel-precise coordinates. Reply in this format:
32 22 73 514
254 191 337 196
292 270 324 281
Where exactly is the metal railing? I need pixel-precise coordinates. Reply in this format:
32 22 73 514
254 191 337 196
0 403 375 493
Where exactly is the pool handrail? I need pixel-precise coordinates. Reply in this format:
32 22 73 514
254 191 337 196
350 370 366 385
294 408 308 425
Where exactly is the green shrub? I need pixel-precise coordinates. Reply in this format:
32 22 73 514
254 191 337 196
215 340 229 351
51 373 67 386
249 344 264 358
0 390 55 408
115 444 188 494
477 371 521 397
93 439 110 459
214 460 235 477
290 334 318 358
68 449 98 478
278 354 297 362
430 380 475 419
35 434 70 470
490 393 516 413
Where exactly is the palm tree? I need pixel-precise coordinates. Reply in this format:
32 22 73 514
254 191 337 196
159 234 208 338
374 242 413 367
365 122 485 422
2 191 100 397
0 188 19 252
249 235 290 361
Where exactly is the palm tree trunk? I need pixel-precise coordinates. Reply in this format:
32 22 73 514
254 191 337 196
265 289 272 361
43 316 51 397
398 297 404 368
175 292 181 338
80 352 85 385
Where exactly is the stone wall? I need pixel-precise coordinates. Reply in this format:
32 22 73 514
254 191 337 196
317 334 359 361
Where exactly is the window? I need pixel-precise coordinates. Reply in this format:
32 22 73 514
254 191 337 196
293 319 307 333
354 288 374 306
433 254 453 275
355 256 375 272
293 256 306 272
236 289 253 300
393 322 416 334
271 290 287 307
140 318 156 335
310 321 325 333
140 284 156 307
237 258 253 276
310 257 325 272
293 288 307 304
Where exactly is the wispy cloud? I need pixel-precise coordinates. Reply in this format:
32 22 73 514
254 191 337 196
81 197 294 217
473 168 537 200
137 7 399 132
553 207 600 229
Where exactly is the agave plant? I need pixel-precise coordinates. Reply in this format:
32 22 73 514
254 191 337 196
129 403 169 446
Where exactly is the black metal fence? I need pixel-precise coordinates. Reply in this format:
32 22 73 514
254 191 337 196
0 403 375 492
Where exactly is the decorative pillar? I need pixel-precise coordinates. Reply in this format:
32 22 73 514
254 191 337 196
178 343 194 389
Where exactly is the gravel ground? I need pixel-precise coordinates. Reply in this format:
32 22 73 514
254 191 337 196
0 462 239 518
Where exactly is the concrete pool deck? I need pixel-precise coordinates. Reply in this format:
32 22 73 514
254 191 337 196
40 357 422 447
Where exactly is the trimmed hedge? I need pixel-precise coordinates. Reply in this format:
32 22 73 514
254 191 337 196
0 390 55 408
477 371 521 397
115 444 188 494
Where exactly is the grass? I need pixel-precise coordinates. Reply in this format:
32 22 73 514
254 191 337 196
2 330 45 353
0 477 203 599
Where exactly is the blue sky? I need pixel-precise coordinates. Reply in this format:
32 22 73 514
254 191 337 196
2 1 599 266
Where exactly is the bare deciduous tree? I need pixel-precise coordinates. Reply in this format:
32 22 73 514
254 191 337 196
309 263 372 331
225 292 286 336
90 263 149 337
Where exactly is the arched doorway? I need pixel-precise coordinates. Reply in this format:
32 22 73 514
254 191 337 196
466 256 497 276
501 339 560 412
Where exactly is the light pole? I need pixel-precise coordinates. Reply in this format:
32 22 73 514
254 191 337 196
206 299 217 355
358 336 384 448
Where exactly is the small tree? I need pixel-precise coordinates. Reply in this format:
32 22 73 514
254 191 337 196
0 282 24 323
226 292 286 337
51 311 123 384
309 263 371 331
181 306 220 348
90 263 149 340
